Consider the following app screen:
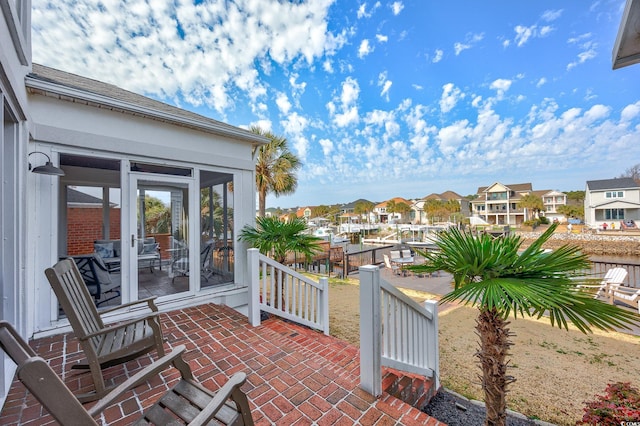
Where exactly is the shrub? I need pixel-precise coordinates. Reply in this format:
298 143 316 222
577 382 640 425
538 216 550 225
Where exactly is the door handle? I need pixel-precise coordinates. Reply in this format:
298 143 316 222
132 234 136 247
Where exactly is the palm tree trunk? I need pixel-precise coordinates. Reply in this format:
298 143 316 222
258 190 266 217
476 308 514 426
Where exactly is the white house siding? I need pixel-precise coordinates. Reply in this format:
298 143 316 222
24 76 263 335
585 179 640 228
0 0 31 407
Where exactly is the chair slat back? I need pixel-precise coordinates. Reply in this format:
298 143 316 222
605 267 628 285
0 321 97 425
45 258 105 348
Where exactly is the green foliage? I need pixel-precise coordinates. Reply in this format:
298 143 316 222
557 204 584 219
519 194 544 219
578 382 640 425
538 216 549 225
144 196 170 233
238 216 322 263
407 223 640 332
565 190 586 203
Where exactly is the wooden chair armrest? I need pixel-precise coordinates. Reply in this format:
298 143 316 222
611 286 640 295
87 345 187 417
190 372 248 425
80 313 161 340
98 297 159 315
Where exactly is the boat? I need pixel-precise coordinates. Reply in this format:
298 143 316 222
313 227 349 244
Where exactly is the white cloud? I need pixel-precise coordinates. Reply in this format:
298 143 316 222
432 49 443 63
32 0 337 113
357 2 381 19
276 92 292 114
358 39 373 58
328 77 360 127
567 40 597 70
621 102 640 122
281 112 309 158
440 83 465 113
391 1 404 15
319 138 334 156
454 33 483 55
378 71 392 101
376 34 388 43
489 78 512 99
514 25 535 47
380 81 392 101
541 9 563 22
454 42 471 55
513 23 553 47
251 119 272 132
536 77 547 88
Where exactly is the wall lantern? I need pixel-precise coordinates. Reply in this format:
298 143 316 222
28 151 65 176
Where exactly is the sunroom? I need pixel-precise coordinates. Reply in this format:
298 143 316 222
26 64 266 337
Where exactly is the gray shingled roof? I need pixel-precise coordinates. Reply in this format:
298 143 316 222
26 64 266 145
586 177 639 190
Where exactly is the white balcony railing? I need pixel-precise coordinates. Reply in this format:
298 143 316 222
359 265 439 396
247 248 329 335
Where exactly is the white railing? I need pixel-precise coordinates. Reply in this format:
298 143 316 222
247 248 329 335
359 265 439 396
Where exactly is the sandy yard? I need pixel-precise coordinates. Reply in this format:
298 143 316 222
325 276 640 426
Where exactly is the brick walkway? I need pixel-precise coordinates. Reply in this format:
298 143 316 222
1 303 443 425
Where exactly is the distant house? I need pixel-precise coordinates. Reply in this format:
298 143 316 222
340 199 377 223
374 197 412 223
540 190 568 222
411 191 470 224
296 206 313 220
470 182 534 226
584 178 640 229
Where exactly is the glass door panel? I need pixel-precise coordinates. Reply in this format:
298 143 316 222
200 170 234 288
134 177 193 299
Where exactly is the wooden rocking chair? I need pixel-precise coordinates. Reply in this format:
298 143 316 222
0 321 254 425
45 258 165 402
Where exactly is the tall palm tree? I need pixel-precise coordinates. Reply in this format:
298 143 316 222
251 126 301 217
407 224 639 426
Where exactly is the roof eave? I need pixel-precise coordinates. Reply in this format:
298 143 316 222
612 0 640 69
25 76 269 148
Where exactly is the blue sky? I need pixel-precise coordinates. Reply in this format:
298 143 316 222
32 0 640 208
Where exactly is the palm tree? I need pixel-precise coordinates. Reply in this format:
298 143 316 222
239 217 323 309
252 126 301 217
238 216 322 264
407 224 639 426
519 193 544 221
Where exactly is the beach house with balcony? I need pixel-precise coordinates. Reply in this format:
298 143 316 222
541 190 568 222
470 182 533 226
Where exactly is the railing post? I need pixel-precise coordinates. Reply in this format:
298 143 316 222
319 277 329 335
359 265 381 396
247 248 260 327
424 300 440 389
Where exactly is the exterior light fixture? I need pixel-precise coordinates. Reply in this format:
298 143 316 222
28 151 65 176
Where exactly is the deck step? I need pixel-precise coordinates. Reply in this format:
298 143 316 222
382 368 436 411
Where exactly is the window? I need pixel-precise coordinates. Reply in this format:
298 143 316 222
605 191 624 198
604 209 625 220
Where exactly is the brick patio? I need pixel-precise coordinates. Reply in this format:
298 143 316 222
0 303 443 425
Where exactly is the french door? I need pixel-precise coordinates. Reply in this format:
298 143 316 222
129 172 196 301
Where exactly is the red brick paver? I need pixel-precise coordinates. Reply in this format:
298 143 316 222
0 303 444 425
